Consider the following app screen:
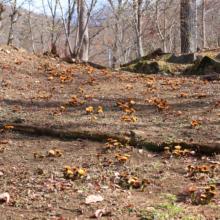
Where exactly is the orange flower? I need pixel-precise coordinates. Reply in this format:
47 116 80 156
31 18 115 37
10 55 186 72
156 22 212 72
178 111 182 115
175 145 181 150
78 168 86 175
61 106 66 112
5 126 14 129
49 150 55 156
64 166 71 170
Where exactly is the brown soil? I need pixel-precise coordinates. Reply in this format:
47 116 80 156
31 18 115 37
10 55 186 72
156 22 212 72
0 45 220 219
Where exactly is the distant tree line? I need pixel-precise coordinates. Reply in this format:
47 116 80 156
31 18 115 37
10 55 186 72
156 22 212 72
0 0 219 67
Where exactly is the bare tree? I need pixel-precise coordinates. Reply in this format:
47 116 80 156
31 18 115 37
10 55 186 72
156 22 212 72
42 0 62 55
7 0 26 45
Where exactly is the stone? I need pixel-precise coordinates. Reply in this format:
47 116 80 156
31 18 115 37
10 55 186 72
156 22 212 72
130 130 146 140
121 60 176 74
167 53 196 64
120 48 163 68
186 56 220 75
14 117 25 123
215 53 220 60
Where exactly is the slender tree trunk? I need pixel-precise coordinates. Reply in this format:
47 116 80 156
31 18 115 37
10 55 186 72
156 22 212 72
218 9 220 47
201 0 205 48
8 16 15 45
180 0 194 53
0 3 5 30
137 0 143 57
163 0 167 53
192 0 197 51
78 0 89 61
112 21 118 68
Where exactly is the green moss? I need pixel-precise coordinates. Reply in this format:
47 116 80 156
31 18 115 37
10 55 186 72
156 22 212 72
121 60 177 74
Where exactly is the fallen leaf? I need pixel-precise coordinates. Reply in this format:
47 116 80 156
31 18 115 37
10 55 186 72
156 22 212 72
85 195 104 204
186 172 195 178
186 172 195 177
92 208 111 219
0 192 10 203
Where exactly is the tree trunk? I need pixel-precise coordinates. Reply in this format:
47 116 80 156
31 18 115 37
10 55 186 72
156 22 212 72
201 0 205 48
137 0 143 57
112 21 118 68
192 0 197 51
133 0 143 58
180 0 194 53
163 0 167 53
0 3 5 29
78 0 89 61
8 16 15 45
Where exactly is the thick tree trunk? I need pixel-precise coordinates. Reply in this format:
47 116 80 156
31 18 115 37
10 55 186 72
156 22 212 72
78 0 89 61
133 0 143 58
180 0 194 53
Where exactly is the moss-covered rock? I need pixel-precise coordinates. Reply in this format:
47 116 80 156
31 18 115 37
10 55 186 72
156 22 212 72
186 56 220 75
120 48 163 68
121 60 177 74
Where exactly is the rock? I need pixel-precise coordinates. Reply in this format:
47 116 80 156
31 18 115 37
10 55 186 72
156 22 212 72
131 130 146 139
121 60 177 74
167 53 195 64
120 48 163 68
14 117 25 123
186 56 220 75
215 53 220 60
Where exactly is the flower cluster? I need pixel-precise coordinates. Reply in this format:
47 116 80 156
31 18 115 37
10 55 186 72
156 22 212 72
63 166 87 180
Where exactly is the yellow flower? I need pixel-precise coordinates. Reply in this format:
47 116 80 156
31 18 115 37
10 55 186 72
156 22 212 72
67 170 73 175
78 168 86 175
49 150 55 156
175 145 181 150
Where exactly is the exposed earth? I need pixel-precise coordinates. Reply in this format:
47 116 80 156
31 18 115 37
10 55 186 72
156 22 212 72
0 45 220 219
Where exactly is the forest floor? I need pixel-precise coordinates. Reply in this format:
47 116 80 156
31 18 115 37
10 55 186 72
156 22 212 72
0 45 220 219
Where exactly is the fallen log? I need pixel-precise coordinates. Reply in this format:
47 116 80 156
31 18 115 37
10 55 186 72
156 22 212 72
200 73 220 81
83 61 109 70
1 123 220 155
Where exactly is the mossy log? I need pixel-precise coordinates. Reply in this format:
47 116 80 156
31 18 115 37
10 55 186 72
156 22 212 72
1 123 220 155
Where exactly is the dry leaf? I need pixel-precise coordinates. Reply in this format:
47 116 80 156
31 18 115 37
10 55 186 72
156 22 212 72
85 195 104 204
92 208 111 219
186 172 195 178
0 192 10 203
